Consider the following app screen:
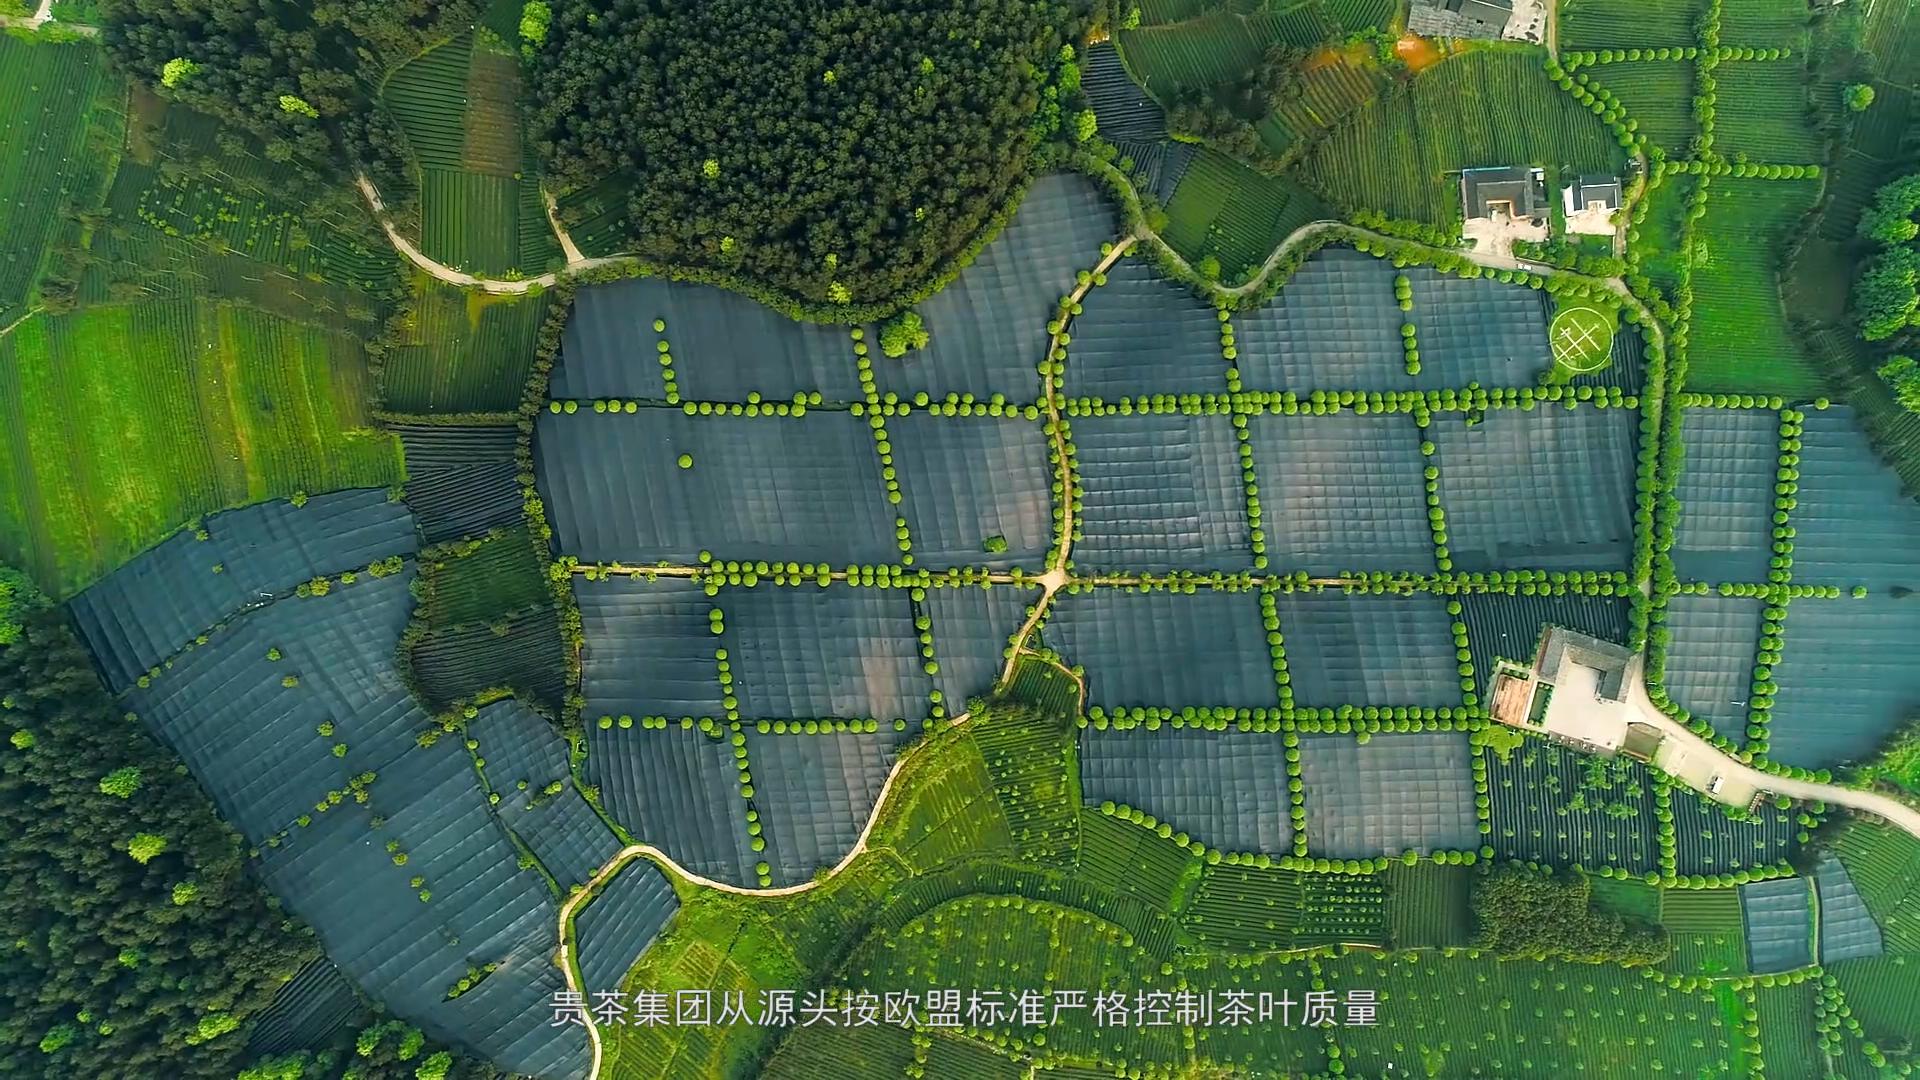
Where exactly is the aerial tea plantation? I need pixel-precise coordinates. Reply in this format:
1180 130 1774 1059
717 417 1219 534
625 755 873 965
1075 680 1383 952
6 0 1920 1076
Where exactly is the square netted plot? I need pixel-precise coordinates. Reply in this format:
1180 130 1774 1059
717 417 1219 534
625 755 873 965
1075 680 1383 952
1485 741 1662 873
1072 413 1250 571
469 701 620 890
1248 412 1435 574
575 576 726 720
724 586 932 722
1766 595 1920 770
1234 248 1407 391
535 409 897 565
1672 408 1777 583
747 731 895 886
1669 789 1801 877
576 860 681 996
1078 727 1293 854
1066 259 1227 399
1273 592 1461 708
1430 406 1639 572
890 412 1052 569
72 489 418 692
1404 267 1553 386
584 724 756 886
553 277 862 403
1045 587 1277 707
1660 593 1763 743
1788 409 1920 590
1741 876 1814 974
1814 855 1885 964
923 584 1035 706
873 174 1119 401
1299 733 1478 858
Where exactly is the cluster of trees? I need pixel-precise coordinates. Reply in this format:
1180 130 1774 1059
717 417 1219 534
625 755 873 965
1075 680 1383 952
0 608 321 1076
101 0 473 189
525 0 1089 306
1878 355 1920 412
1164 43 1305 170
1853 174 1920 344
235 1019 512 1079
0 563 39 646
1471 866 1669 966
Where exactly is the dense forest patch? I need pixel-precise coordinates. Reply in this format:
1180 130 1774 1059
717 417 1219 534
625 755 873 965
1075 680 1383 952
525 0 1087 307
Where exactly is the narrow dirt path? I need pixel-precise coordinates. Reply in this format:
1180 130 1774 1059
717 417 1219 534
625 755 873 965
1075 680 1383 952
996 236 1135 682
356 174 624 293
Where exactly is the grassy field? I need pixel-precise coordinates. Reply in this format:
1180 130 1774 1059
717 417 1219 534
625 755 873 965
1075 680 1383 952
1298 48 1627 224
1686 178 1825 397
380 275 554 414
1560 0 1704 49
0 38 114 325
1163 147 1332 281
0 300 403 595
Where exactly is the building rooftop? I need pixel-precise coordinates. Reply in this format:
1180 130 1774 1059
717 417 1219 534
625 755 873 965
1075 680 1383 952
1537 625 1635 703
1411 0 1515 37
1565 174 1623 212
1462 166 1546 222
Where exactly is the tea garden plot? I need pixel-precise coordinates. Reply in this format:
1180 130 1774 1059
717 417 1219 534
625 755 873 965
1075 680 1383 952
87 539 586 1075
1272 592 1462 708
1740 875 1814 974
534 409 900 566
1670 407 1779 584
1245 411 1437 575
575 860 681 997
1079 726 1296 854
1069 413 1251 572
1659 593 1765 743
554 276 862 404
1043 587 1279 708
70 489 416 690
470 700 623 890
1429 404 1640 572
745 729 896 886
1297 732 1480 858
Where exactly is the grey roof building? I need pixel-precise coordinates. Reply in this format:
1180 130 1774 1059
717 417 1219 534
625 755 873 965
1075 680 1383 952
1536 625 1635 704
1409 0 1515 39
1564 174 1624 214
1461 166 1547 223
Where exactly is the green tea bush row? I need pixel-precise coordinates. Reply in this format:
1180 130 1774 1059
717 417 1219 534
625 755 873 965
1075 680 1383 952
1654 160 1821 179
1769 409 1803 588
1418 419 1453 572
1561 45 1787 70
1081 705 1465 729
1743 598 1789 756
1061 383 1636 418
1233 414 1268 570
1260 591 1293 711
1550 61 1647 155
908 597 947 719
